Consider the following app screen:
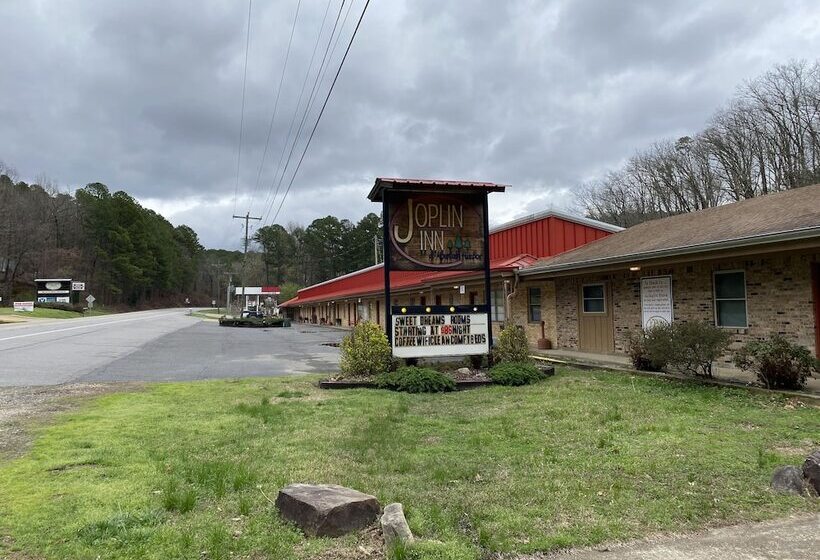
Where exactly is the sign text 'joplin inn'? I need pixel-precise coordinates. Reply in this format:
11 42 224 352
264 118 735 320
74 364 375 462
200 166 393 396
368 178 507 359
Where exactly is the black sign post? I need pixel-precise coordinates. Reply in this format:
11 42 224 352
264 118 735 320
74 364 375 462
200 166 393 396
368 178 507 359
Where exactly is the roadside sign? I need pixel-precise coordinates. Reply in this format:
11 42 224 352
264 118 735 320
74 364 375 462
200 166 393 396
71 281 86 291
14 301 35 312
85 294 96 308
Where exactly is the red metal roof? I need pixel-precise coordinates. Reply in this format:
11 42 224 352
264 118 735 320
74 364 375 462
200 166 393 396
280 255 534 307
368 177 508 201
281 209 618 308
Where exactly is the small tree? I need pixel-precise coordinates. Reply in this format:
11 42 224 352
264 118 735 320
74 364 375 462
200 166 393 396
734 335 819 390
494 322 532 364
339 321 392 378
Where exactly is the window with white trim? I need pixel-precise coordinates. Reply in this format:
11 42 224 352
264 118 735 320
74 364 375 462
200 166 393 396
490 288 506 322
582 284 605 313
714 271 747 327
528 287 541 322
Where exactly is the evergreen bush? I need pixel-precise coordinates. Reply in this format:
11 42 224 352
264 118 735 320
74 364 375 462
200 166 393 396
734 335 819 390
376 366 456 393
488 362 544 386
339 321 392 378
494 322 532 364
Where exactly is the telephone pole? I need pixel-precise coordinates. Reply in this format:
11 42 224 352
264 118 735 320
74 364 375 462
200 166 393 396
233 213 261 313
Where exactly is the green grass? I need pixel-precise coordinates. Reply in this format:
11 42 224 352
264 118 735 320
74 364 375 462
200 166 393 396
0 307 112 319
0 369 818 559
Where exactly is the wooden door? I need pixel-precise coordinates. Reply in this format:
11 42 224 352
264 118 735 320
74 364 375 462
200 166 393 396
813 263 820 358
578 282 615 353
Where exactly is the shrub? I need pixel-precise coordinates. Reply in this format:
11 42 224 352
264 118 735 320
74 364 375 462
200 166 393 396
493 322 532 364
626 326 668 371
643 321 730 377
376 366 455 393
339 321 392 378
488 362 543 386
734 335 819 390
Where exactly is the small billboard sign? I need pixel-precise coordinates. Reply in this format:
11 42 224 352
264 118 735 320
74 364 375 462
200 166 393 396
71 281 86 291
14 301 35 312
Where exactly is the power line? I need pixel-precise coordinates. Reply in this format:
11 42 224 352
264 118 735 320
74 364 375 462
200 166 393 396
247 0 303 215
232 0 253 218
261 0 349 223
257 0 336 222
269 0 371 225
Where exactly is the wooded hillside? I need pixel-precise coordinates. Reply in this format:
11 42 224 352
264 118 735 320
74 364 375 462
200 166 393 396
577 61 820 226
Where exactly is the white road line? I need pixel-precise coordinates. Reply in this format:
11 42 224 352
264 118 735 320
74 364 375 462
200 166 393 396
0 311 185 343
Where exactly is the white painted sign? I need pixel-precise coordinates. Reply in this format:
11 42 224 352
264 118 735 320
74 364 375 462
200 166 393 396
641 276 673 329
71 282 85 291
392 312 489 358
14 301 35 312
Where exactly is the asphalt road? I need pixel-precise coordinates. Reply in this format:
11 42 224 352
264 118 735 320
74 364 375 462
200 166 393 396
0 309 344 387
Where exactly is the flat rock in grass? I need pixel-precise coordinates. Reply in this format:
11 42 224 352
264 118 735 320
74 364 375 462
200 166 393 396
456 367 472 376
771 466 808 496
803 450 820 494
276 483 380 537
380 502 414 546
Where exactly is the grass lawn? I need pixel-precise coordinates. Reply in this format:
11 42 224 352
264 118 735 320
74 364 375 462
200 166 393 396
0 307 111 319
0 368 818 560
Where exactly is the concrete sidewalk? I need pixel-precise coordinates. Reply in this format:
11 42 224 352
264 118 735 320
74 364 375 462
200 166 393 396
531 514 819 560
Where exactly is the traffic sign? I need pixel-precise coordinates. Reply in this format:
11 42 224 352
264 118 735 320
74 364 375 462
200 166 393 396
85 294 96 308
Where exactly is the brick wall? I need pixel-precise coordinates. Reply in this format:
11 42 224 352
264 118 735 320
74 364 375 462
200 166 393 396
506 280 557 347
551 250 819 359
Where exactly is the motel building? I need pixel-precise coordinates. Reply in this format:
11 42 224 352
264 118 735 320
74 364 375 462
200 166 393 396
281 181 820 365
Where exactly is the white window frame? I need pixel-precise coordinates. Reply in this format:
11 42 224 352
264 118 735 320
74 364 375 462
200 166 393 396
582 283 606 315
490 287 506 322
528 287 542 323
713 270 748 328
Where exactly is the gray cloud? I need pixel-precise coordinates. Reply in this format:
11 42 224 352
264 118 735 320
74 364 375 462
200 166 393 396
2 0 820 247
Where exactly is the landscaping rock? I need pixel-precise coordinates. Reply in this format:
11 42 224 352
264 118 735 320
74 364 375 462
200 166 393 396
275 483 380 537
380 502 414 546
456 367 472 376
771 466 808 496
802 450 820 494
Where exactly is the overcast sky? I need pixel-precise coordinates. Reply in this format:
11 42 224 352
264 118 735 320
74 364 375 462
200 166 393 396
2 1 820 249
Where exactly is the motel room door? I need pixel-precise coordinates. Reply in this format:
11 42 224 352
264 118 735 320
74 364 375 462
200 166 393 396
813 263 820 357
578 282 615 354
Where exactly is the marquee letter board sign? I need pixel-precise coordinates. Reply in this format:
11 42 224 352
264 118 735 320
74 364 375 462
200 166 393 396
368 178 507 358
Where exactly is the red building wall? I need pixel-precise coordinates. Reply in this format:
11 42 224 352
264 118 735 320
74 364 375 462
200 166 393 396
489 215 613 260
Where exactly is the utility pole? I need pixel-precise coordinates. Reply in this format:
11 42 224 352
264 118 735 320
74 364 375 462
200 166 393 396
232 213 261 314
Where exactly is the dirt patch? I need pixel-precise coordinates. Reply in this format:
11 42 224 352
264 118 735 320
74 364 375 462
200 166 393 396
0 382 143 459
304 523 384 560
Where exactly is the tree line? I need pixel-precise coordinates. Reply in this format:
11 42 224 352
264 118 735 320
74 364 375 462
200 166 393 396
577 60 820 226
1 168 204 307
1 161 383 307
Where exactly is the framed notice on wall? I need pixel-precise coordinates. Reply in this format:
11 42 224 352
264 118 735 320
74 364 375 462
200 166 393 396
640 276 673 328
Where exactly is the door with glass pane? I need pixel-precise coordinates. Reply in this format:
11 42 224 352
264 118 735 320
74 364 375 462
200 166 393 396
578 282 615 353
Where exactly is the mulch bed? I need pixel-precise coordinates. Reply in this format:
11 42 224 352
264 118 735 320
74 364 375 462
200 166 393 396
319 365 554 390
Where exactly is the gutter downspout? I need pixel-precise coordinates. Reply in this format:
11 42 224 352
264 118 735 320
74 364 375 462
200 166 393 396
505 270 520 325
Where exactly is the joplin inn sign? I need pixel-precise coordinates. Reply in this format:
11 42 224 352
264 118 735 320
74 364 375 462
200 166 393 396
368 178 507 358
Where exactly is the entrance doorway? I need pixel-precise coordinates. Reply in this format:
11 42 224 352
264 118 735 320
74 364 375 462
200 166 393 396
578 282 615 353
812 263 820 358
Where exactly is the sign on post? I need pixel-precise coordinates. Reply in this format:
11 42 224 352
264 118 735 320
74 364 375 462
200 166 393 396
85 294 96 308
640 276 673 328
71 281 86 291
14 301 35 312
368 178 506 359
392 307 489 358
